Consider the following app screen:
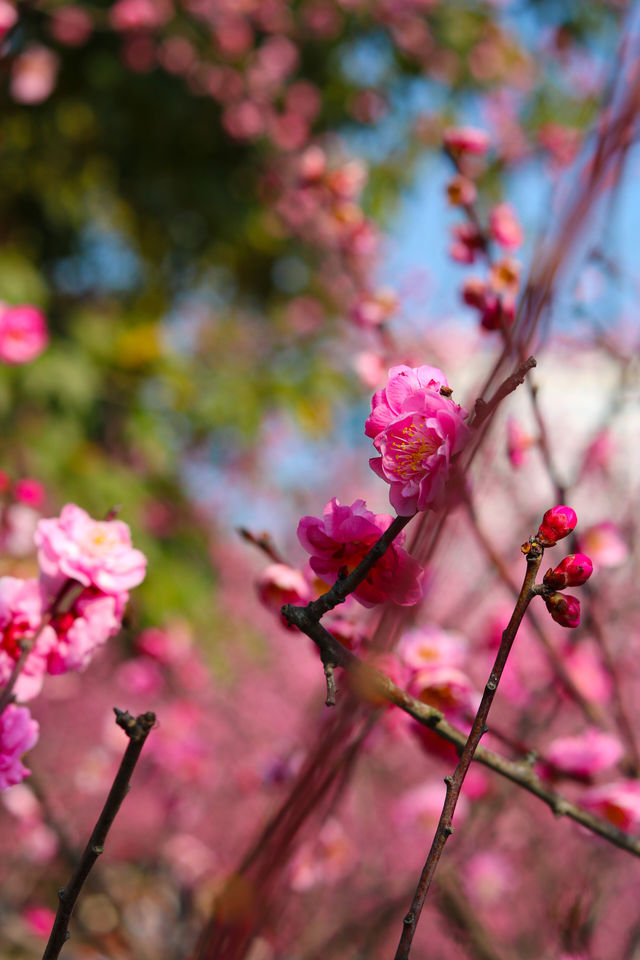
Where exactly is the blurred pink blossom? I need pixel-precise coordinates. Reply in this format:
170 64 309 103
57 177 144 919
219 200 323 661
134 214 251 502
397 625 467 671
49 5 93 46
0 704 39 790
542 728 623 778
582 780 640 831
489 203 523 249
110 0 172 31
0 305 48 364
443 126 490 155
578 521 628 569
10 47 59 105
0 0 17 39
14 478 46 509
256 563 312 626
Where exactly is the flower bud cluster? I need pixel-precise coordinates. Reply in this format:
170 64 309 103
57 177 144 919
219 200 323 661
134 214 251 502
535 506 592 629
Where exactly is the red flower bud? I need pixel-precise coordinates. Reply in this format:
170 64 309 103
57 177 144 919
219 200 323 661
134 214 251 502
543 553 593 589
537 505 577 546
545 592 581 628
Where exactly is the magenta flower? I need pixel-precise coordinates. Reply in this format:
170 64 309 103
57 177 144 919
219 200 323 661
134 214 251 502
35 504 147 595
545 592 581 629
365 365 470 516
543 553 593 589
582 780 640 832
544 728 623 779
0 305 48 365
0 704 39 790
536 504 577 546
297 498 423 607
489 202 523 249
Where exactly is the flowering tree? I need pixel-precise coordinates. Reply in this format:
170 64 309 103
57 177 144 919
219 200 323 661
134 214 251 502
0 1 639 959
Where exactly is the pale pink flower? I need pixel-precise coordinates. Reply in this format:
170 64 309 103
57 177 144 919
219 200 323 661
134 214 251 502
116 656 164 696
563 644 611 705
10 47 59 105
365 365 470 515
0 704 39 790
582 780 640 831
0 305 48 364
0 504 40 557
352 350 386 389
397 626 467 671
464 852 514 906
443 126 490 155
538 122 581 167
256 564 312 626
543 728 623 778
578 521 628 569
297 498 423 607
489 203 523 249
35 504 147 594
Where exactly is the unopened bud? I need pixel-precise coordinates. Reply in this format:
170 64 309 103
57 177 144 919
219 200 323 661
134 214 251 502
537 505 577 547
543 553 593 589
545 592 581 629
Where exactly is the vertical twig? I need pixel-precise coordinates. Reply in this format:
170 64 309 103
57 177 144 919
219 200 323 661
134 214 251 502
42 709 156 960
393 543 543 960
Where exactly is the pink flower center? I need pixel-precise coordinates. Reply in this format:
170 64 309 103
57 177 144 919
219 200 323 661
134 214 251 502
1 620 29 660
81 523 121 557
388 422 441 479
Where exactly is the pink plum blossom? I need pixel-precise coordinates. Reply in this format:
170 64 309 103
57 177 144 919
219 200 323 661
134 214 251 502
581 780 640 831
256 563 312 626
297 498 423 607
109 0 172 31
35 504 147 595
397 625 467 671
10 48 59 105
0 705 39 790
365 364 470 515
489 202 523 249
289 818 353 891
410 664 479 717
393 780 469 834
22 906 56 938
350 288 398 328
506 416 534 468
542 728 623 779
49 6 93 46
0 305 48 364
578 521 628 568
446 174 477 206
46 589 127 674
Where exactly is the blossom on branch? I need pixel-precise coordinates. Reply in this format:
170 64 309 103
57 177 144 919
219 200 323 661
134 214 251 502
297 498 423 607
365 365 470 515
0 704 39 790
35 504 147 595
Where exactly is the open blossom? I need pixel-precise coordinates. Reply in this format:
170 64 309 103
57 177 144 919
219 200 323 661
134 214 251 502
0 305 48 364
365 365 470 516
581 780 640 831
0 705 39 790
542 728 623 779
398 626 467 671
256 563 311 627
0 578 48 702
35 504 147 595
46 589 127 674
297 498 423 607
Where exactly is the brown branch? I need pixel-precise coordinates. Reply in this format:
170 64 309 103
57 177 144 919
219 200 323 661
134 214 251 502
469 356 537 431
42 709 156 960
282 604 640 858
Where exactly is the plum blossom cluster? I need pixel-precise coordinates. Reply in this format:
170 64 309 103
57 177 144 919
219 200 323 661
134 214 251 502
443 127 524 332
0 504 146 789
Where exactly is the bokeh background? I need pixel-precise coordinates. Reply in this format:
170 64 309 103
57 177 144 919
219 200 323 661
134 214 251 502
1 1 640 958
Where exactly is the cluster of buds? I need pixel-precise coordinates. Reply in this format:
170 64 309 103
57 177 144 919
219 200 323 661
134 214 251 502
534 506 593 628
443 126 524 334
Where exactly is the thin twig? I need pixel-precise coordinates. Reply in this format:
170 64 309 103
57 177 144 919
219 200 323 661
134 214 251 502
42 709 156 960
392 541 544 960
